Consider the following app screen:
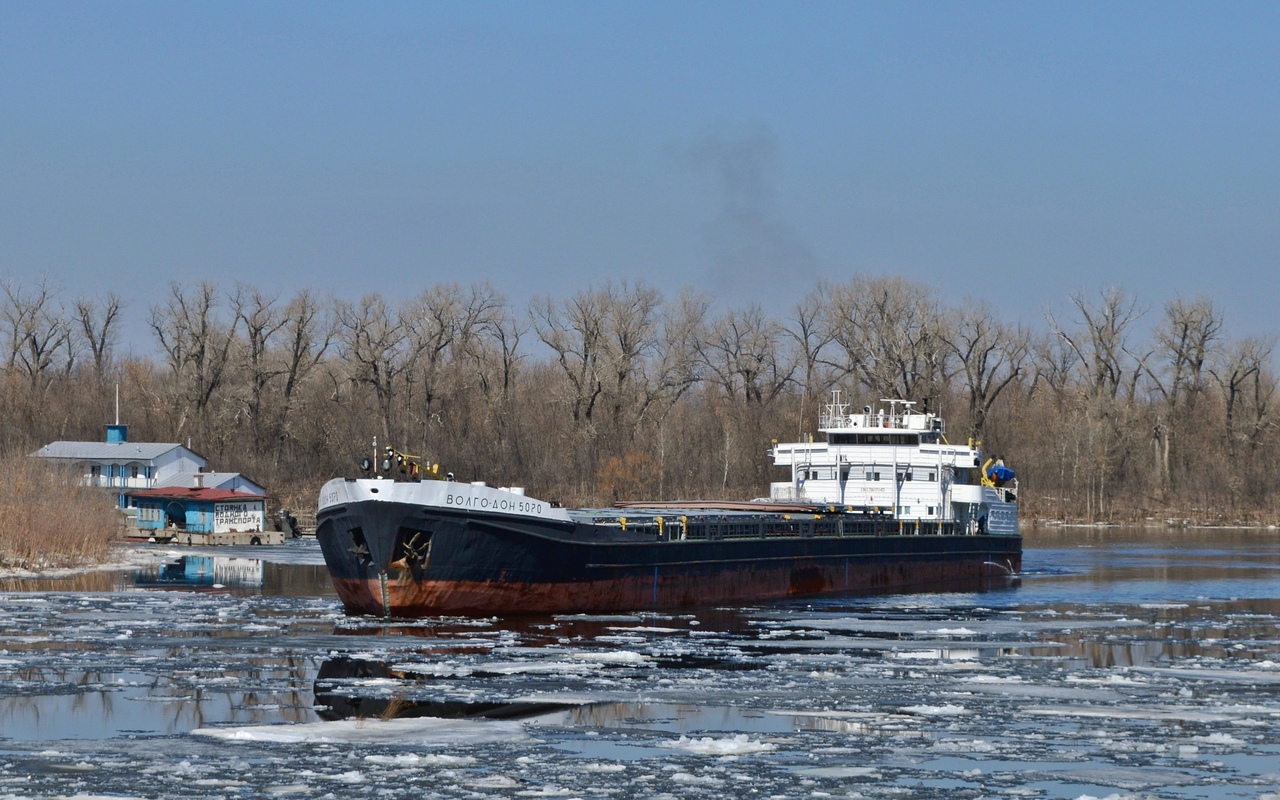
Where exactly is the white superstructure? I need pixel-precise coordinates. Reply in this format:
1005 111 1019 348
770 391 1019 534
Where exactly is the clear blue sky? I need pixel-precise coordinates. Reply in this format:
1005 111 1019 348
2 1 1277 352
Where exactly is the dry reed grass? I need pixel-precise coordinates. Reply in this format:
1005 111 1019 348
379 693 410 721
0 453 120 570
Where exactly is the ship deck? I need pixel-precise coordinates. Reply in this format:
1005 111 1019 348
557 501 990 542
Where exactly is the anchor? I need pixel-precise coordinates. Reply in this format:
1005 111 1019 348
389 530 432 571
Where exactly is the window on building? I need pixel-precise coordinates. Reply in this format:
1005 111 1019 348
900 506 911 515
865 471 880 481
927 471 936 481
927 506 935 515
131 465 139 480
90 465 101 482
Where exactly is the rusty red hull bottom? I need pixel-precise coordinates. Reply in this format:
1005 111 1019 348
329 550 1022 617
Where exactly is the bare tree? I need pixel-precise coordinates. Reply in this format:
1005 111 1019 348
149 283 243 427
278 289 335 428
387 283 503 452
3 279 73 392
336 293 409 443
1211 336 1276 462
1048 287 1148 402
234 286 285 443
945 300 1029 439
1044 288 1153 520
783 289 839 438
400 285 460 421
532 287 609 425
645 287 707 413
461 296 525 408
699 304 795 405
73 292 124 381
822 276 949 402
1146 296 1223 491
599 282 663 432
1028 329 1079 404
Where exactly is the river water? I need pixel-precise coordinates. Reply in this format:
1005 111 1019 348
1 528 1279 799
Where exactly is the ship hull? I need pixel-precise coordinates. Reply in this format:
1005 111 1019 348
317 496 1021 617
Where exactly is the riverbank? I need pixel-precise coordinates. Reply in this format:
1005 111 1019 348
0 455 120 571
0 543 176 580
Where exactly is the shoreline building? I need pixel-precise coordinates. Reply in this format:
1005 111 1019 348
32 424 265 509
130 486 269 539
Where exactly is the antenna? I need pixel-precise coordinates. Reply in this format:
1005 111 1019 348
115 383 120 425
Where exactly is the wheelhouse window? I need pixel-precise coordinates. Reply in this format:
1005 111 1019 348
828 433 920 446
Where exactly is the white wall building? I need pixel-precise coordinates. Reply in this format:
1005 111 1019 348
32 424 264 508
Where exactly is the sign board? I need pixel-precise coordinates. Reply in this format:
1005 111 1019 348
213 501 264 533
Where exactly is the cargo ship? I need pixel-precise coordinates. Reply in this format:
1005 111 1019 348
316 392 1021 616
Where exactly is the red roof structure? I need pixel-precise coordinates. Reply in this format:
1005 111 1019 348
127 487 271 502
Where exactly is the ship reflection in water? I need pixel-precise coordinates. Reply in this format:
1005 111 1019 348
312 654 856 741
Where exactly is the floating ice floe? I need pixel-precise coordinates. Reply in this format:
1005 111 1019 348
568 650 651 664
1023 704 1243 723
43 795 150 800
469 774 521 788
1190 732 1247 747
1131 666 1280 684
794 766 880 778
192 716 529 746
901 703 967 716
658 734 776 755
578 762 626 773
363 753 476 766
471 660 608 675
514 784 577 796
552 614 644 623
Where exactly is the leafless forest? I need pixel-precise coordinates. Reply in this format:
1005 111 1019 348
2 276 1276 525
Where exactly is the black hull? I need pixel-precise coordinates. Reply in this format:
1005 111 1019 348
317 499 1022 616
